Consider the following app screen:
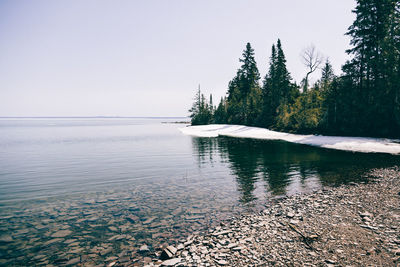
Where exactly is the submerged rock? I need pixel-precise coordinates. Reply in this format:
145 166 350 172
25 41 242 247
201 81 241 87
0 235 13 243
65 257 80 265
141 167 400 267
51 230 72 238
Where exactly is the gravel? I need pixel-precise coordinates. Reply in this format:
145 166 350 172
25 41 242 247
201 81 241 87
135 167 400 266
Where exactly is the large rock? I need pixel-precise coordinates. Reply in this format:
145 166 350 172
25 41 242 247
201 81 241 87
160 245 177 260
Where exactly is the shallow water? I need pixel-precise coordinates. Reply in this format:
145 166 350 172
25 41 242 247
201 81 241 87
0 118 398 265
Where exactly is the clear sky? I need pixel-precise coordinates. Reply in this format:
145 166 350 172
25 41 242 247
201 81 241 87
0 0 356 117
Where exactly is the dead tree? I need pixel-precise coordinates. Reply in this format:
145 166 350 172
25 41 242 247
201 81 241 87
301 45 323 92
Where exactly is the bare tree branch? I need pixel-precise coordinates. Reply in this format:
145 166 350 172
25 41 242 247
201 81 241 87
301 45 323 92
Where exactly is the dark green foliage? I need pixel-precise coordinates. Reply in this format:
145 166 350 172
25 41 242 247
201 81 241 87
320 59 335 88
335 0 400 136
188 0 399 138
214 97 228 123
226 43 262 126
276 88 324 133
260 40 298 128
189 87 214 125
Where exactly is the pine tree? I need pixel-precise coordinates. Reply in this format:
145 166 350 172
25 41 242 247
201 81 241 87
214 97 228 124
238 43 261 97
261 40 296 128
189 86 213 125
189 86 201 121
320 59 335 89
226 43 261 125
275 39 292 100
260 44 277 127
341 0 400 136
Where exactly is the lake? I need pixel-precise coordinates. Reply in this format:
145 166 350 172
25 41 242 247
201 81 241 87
0 118 398 266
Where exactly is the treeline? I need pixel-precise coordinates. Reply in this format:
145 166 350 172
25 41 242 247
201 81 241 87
189 0 400 138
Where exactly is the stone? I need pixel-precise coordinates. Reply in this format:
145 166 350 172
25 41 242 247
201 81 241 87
139 244 150 253
227 243 238 249
143 217 156 225
51 230 72 238
308 251 317 257
325 259 336 264
212 230 232 236
161 258 182 266
100 247 113 256
287 212 295 218
65 257 80 265
359 211 372 218
108 226 118 232
126 215 137 223
184 240 193 246
44 238 63 246
217 259 228 265
161 246 177 260
360 224 378 230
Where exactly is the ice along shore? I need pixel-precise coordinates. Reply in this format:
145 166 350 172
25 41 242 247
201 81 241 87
137 167 400 266
180 124 400 155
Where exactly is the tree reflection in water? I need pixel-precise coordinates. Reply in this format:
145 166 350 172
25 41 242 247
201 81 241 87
191 136 399 205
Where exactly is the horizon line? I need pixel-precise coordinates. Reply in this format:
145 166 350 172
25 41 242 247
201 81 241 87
0 116 189 119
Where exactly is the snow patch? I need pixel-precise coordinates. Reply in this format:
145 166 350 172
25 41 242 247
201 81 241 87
179 124 400 155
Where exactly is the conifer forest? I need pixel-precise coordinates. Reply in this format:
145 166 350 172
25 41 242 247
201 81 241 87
189 0 400 138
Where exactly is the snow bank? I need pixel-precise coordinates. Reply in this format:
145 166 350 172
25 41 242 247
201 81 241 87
179 124 400 155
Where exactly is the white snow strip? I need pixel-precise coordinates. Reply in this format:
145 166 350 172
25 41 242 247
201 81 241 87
179 124 400 155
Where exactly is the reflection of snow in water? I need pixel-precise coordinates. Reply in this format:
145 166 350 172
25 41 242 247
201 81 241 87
180 124 400 155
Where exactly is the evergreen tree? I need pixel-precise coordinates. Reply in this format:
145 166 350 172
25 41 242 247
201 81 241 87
186 1 399 138
261 39 297 128
189 86 213 125
214 97 228 123
275 39 293 100
209 94 214 112
260 44 277 127
226 43 261 125
238 43 261 96
320 59 335 89
189 86 201 120
341 0 400 136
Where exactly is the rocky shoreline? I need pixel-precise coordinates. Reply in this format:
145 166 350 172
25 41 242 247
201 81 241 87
126 167 400 267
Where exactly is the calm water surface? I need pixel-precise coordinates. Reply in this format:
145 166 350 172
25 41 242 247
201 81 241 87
0 118 398 265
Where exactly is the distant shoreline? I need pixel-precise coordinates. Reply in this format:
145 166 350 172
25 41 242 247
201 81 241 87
0 116 189 119
161 121 190 124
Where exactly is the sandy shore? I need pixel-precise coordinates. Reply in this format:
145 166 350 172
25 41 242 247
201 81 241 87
180 124 400 155
133 167 400 266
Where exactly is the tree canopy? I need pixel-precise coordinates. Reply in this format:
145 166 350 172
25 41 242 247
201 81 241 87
189 0 400 138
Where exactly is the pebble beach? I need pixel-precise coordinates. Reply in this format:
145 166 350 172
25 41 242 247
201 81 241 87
137 167 400 267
